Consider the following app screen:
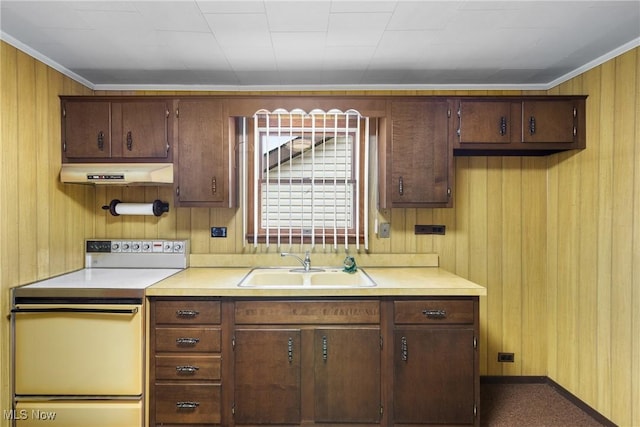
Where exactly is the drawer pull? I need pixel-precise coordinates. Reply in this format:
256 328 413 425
288 337 293 363
176 401 199 409
401 336 408 361
176 337 200 346
176 309 200 318
176 365 199 374
422 309 447 319
322 335 328 362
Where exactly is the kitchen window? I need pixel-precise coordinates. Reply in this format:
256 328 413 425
240 108 371 250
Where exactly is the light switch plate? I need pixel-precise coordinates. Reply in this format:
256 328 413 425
379 223 390 238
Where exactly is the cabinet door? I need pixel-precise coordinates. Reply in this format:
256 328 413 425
234 329 301 425
176 99 227 205
63 101 111 159
314 328 381 423
394 328 475 425
390 100 451 207
457 100 514 144
522 100 578 143
120 101 169 158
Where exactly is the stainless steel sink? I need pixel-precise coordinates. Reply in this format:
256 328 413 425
237 267 377 288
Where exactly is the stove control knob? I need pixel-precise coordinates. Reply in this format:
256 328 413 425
163 242 173 252
132 242 140 251
122 242 130 251
142 242 151 251
174 242 183 252
111 242 120 252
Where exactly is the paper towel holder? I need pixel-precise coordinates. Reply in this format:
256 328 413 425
102 199 169 217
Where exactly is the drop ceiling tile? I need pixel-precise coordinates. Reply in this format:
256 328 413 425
326 12 391 47
330 1 397 13
265 1 330 32
133 2 210 32
196 1 265 14
204 13 271 48
224 46 277 71
386 2 459 30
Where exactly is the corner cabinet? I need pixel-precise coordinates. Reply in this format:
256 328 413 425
148 296 479 426
174 99 234 207
61 97 171 162
452 96 586 155
380 98 453 209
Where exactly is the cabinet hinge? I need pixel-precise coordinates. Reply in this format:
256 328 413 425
380 404 384 416
63 141 66 152
62 107 66 118
232 404 235 416
447 108 451 118
175 108 179 118
447 187 452 198
380 335 383 350
232 335 236 350
473 336 477 349
166 108 170 118
474 404 477 417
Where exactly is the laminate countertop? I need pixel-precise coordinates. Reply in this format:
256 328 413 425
146 267 486 297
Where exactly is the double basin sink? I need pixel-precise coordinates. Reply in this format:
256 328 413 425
238 267 377 288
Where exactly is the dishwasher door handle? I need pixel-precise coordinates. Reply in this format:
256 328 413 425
11 307 139 314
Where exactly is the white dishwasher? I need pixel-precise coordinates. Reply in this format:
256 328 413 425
11 239 188 427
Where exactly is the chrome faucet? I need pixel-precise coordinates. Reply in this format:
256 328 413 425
281 251 311 272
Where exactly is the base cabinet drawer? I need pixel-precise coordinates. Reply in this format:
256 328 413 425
155 327 221 352
394 299 475 324
155 355 221 381
155 384 221 425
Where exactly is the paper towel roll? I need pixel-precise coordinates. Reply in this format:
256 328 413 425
103 199 169 217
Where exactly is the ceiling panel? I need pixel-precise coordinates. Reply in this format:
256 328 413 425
0 0 638 89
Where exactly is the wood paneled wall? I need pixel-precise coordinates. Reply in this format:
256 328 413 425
0 41 94 426
1 40 638 427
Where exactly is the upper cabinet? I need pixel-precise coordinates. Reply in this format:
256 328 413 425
61 97 171 162
174 98 234 208
453 96 586 155
379 98 453 209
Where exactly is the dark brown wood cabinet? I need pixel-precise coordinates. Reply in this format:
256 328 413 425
233 300 382 425
61 97 171 162
149 296 479 426
174 99 233 207
393 298 479 425
149 298 223 426
380 98 453 209
453 96 586 154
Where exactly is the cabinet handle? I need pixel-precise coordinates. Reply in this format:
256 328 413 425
529 116 536 135
176 186 180 197
126 131 133 150
401 336 408 361
176 401 199 409
398 176 403 196
422 309 447 319
288 337 293 363
176 309 199 318
322 335 328 362
499 116 507 136
176 365 199 374
97 131 104 151
211 177 217 194
176 337 200 346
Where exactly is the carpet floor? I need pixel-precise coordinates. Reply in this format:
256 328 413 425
480 383 609 427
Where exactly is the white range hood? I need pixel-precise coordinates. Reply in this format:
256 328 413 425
60 163 173 185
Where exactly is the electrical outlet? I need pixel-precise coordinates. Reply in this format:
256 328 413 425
211 227 227 238
415 224 446 235
498 352 515 362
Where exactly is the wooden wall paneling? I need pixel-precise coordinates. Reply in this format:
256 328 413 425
1 43 19 286
501 157 522 376
46 66 67 276
35 60 51 279
415 208 434 253
208 207 238 253
595 58 615 421
520 157 547 375
17 50 38 285
390 208 406 253
453 156 470 278
609 49 636 427
575 67 600 408
468 157 488 374
159 186 180 239
632 48 640 427
190 207 211 253
485 157 504 375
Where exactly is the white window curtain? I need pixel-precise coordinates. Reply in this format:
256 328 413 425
243 108 369 250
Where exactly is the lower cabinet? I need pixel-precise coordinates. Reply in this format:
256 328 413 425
149 297 479 426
